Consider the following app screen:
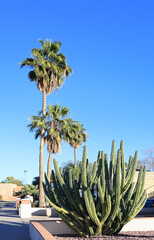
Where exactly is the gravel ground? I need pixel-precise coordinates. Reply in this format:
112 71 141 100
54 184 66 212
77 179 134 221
55 231 154 240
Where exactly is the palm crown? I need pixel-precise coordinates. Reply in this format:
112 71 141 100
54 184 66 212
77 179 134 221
61 119 88 169
28 104 70 152
45 104 69 154
21 39 72 94
62 119 88 149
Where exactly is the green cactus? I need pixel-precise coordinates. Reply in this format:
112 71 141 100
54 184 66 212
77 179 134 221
43 141 147 237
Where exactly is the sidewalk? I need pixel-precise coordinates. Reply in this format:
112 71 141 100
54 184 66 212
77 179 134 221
0 202 31 240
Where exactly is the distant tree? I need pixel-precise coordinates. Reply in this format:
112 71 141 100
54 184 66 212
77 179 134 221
62 160 93 180
2 176 23 186
21 184 39 202
32 176 39 186
136 161 142 169
139 148 154 171
62 161 80 180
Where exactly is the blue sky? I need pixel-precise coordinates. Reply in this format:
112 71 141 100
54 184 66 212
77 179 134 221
0 0 154 184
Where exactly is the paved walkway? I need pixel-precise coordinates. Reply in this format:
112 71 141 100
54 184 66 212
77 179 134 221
0 202 31 240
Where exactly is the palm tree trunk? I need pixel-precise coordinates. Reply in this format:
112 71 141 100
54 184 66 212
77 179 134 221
47 151 52 181
39 89 46 207
74 148 77 169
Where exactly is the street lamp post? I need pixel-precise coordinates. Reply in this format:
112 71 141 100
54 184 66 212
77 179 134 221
24 170 28 185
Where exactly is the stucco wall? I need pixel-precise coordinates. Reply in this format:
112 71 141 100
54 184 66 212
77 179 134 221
0 183 17 200
134 172 154 198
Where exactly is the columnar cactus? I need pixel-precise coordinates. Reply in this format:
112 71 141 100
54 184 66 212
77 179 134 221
43 141 147 237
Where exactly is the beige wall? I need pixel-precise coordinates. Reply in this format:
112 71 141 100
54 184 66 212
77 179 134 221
0 183 17 201
134 172 154 198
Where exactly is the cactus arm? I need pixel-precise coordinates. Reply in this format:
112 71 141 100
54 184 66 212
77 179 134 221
121 151 138 198
139 166 146 196
96 151 105 213
82 146 87 186
59 167 63 175
109 140 116 179
120 140 125 190
82 146 95 222
130 191 147 220
82 147 101 232
87 188 101 226
111 149 121 218
101 195 111 225
87 187 102 235
59 213 86 237
69 168 73 189
104 154 110 195
97 150 103 178
97 177 105 205
126 153 137 184
124 183 135 204
132 166 143 202
89 161 97 188
125 156 132 177
97 175 110 223
83 190 95 223
44 193 69 214
103 150 121 232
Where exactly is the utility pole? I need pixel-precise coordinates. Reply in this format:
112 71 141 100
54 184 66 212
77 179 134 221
24 170 28 185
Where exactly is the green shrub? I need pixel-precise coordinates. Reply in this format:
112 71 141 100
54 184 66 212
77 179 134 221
43 141 147 237
21 184 39 206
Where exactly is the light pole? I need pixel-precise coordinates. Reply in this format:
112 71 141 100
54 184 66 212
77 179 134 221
24 170 28 185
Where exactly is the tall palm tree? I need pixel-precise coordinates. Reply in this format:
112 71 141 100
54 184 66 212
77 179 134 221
21 39 72 207
62 120 88 169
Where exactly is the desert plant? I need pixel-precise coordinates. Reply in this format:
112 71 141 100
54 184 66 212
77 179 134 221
21 184 39 203
43 141 147 237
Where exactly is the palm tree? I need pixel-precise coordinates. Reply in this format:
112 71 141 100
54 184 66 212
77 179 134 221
28 104 70 181
62 120 88 169
45 104 69 180
21 39 72 207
